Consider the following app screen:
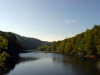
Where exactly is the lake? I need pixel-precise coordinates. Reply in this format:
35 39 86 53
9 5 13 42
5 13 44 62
1 51 100 75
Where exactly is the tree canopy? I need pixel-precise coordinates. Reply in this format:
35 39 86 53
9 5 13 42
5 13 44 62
37 25 100 57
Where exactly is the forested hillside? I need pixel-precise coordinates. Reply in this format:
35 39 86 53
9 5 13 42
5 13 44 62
14 34 47 50
38 25 100 57
0 32 23 56
0 31 47 56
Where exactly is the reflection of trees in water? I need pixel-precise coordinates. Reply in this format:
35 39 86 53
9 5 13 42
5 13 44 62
0 56 38 75
52 55 100 75
0 57 19 75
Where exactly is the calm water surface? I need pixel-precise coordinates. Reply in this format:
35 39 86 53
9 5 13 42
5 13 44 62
2 51 100 75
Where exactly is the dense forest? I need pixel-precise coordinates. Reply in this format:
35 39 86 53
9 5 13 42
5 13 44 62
0 32 23 56
38 25 100 57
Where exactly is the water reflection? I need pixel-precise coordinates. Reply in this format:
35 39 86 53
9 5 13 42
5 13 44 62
62 56 100 75
52 54 100 75
0 56 38 75
0 57 18 75
0 52 100 75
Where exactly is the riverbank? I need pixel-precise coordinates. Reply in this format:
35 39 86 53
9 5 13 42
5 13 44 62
41 51 100 60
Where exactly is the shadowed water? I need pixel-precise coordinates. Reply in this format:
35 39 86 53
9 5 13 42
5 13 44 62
0 51 100 75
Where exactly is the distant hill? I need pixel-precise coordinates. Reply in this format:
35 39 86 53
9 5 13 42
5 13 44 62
14 33 48 50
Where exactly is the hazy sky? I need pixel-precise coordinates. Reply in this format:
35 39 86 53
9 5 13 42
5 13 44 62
0 0 100 41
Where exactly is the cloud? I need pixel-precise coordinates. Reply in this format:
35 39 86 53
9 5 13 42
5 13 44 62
64 19 78 24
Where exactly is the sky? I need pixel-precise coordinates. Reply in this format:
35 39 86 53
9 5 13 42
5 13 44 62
0 0 100 41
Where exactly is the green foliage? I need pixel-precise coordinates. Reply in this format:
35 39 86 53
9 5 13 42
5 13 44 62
0 52 9 67
0 31 24 56
0 36 8 52
37 25 100 56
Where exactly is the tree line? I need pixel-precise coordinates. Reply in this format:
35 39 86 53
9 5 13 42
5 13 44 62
38 25 100 57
